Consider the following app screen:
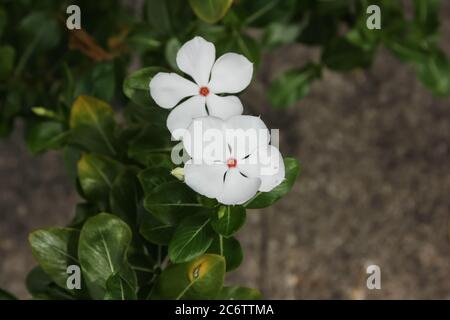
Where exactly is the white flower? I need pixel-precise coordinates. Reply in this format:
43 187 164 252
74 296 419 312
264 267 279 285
149 36 253 140
181 115 285 205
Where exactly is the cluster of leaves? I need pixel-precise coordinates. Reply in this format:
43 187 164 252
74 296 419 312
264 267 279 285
262 0 450 107
1 0 447 300
134 0 450 108
0 0 137 139
2 0 449 142
23 66 299 299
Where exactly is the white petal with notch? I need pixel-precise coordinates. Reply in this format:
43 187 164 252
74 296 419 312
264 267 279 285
149 72 198 109
176 36 216 87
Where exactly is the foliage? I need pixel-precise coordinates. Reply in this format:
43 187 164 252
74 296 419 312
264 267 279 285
0 0 447 300
24 85 299 300
1 0 448 139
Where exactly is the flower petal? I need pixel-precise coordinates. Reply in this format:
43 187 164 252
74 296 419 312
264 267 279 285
176 36 216 87
184 160 227 199
183 117 227 163
217 169 261 205
225 115 270 159
149 72 198 109
167 95 208 140
206 94 243 120
257 145 285 192
208 53 253 94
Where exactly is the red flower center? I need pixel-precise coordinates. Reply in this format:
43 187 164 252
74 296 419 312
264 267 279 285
199 86 209 96
226 158 238 169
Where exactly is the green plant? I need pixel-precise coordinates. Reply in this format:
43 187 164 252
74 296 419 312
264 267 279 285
0 0 448 300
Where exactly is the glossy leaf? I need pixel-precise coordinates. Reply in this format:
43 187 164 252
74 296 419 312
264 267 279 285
110 168 142 225
25 120 67 155
78 213 133 299
143 181 199 225
29 228 79 289
77 154 121 205
208 236 243 272
211 206 246 237
123 67 165 107
140 211 175 245
104 266 138 300
246 158 300 209
69 96 118 156
127 125 174 167
138 167 175 194
168 214 214 263
151 254 225 299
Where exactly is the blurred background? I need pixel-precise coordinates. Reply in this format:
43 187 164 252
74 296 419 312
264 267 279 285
1 0 450 299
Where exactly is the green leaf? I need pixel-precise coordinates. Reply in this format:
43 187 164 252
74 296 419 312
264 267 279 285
138 167 174 194
0 45 15 80
322 37 374 71
413 0 439 36
211 206 246 237
127 126 174 167
236 34 261 66
140 212 175 245
69 95 118 156
104 266 138 300
416 49 450 96
144 0 172 35
0 288 17 300
189 0 233 23
0 7 7 39
262 23 302 49
144 0 193 36
168 214 214 263
143 181 199 225
123 67 165 107
269 63 321 108
19 11 61 52
77 154 121 205
151 254 225 299
216 286 262 300
29 228 79 289
383 21 430 64
246 158 300 209
208 236 243 272
26 267 74 300
110 168 142 226
74 62 116 102
165 37 181 71
63 146 81 185
25 120 67 155
78 213 133 299
69 203 97 229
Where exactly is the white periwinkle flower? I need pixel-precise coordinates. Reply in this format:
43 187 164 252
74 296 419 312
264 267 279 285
149 36 253 140
181 115 285 205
